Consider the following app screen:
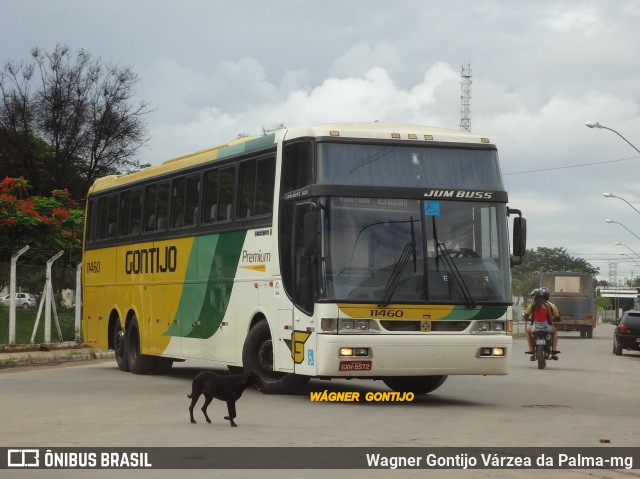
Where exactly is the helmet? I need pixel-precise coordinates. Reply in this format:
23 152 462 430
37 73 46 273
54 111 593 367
539 287 550 300
531 288 543 299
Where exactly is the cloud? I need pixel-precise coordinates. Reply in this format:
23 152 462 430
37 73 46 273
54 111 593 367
544 5 603 35
328 43 403 80
142 61 461 163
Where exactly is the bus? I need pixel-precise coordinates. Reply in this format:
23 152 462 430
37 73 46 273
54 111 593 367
82 122 526 394
539 272 596 338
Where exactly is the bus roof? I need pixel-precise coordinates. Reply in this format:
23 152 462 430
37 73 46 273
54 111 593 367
284 122 492 145
88 122 493 195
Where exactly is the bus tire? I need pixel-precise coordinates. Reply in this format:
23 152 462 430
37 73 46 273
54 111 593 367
586 326 593 339
125 315 155 375
113 320 129 372
242 320 309 394
382 375 447 395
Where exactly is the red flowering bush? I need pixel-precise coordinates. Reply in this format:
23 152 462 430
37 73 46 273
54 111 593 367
0 177 84 262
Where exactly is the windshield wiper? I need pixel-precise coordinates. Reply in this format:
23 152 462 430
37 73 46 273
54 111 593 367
378 217 417 307
378 241 415 307
436 241 476 308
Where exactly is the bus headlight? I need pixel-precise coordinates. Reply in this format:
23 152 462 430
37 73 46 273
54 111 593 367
472 321 506 333
321 318 380 334
478 347 506 357
338 318 379 333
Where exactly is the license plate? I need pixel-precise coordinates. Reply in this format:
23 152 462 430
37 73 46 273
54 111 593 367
535 339 546 345
636 338 640 343
339 360 372 371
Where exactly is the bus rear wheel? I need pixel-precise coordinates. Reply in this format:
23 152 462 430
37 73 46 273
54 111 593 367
242 320 309 394
125 315 155 375
113 321 129 372
382 376 447 395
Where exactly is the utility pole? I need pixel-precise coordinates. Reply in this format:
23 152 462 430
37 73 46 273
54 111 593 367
609 263 619 320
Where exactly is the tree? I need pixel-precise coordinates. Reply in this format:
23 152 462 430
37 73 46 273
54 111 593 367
0 44 150 199
262 122 286 135
511 247 599 301
0 176 83 290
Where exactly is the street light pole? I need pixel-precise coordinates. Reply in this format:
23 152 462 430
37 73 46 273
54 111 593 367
618 252 639 266
586 121 640 155
606 219 640 242
603 192 640 216
614 241 640 262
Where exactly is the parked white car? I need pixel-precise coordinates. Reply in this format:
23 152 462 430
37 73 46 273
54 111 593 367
0 293 38 309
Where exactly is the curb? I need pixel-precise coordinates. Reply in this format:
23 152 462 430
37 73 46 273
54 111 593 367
0 345 114 369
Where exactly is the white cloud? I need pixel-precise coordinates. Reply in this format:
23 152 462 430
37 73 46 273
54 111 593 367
544 5 603 35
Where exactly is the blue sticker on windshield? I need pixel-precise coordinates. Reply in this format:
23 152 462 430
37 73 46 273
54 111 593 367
425 201 441 216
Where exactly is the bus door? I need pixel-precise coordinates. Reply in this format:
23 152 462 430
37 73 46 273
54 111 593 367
273 303 318 377
286 202 320 377
273 286 295 373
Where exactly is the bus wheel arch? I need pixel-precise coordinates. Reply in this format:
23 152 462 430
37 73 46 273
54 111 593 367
109 312 129 372
242 317 309 394
124 312 155 375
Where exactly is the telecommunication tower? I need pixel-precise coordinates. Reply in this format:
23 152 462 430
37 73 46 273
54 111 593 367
459 63 472 132
609 262 618 286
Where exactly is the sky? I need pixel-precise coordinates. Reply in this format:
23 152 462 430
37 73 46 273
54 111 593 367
3 0 640 283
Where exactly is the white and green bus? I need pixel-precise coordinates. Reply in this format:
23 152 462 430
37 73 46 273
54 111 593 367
82 122 526 394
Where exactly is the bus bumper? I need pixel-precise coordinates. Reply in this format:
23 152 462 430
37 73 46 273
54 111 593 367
314 333 511 377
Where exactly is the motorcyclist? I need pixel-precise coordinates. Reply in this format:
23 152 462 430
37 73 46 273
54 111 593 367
524 288 560 360
539 287 560 321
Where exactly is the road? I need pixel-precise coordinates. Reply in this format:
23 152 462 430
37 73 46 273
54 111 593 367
1 322 638 479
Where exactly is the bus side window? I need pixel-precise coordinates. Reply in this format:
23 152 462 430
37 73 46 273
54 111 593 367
203 169 220 224
184 175 200 226
238 156 275 219
144 184 158 232
203 166 234 224
143 181 169 232
281 141 313 192
170 174 201 229
86 199 97 243
119 188 142 236
156 182 169 230
171 177 186 228
97 194 118 240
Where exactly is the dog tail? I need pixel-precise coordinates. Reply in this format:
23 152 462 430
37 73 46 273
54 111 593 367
187 393 193 398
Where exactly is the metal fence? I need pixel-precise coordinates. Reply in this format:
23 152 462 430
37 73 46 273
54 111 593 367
0 248 81 346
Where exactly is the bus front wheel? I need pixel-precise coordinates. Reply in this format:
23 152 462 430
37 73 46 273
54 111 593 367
125 315 155 375
242 320 309 394
383 375 447 395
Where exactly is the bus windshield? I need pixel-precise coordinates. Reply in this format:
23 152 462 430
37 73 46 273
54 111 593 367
317 142 503 189
319 196 511 305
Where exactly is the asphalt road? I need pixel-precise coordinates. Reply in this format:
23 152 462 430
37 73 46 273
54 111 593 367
1 322 638 479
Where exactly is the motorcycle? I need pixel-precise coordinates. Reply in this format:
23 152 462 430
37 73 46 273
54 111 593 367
530 328 557 370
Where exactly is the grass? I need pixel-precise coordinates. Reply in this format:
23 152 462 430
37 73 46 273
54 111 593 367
0 306 79 345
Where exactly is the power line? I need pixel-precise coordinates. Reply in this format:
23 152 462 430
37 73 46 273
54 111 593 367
503 155 640 175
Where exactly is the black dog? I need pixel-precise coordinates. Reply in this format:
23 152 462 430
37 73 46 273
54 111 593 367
187 371 255 427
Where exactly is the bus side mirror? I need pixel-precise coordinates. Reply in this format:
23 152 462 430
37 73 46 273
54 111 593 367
508 209 526 266
303 211 320 257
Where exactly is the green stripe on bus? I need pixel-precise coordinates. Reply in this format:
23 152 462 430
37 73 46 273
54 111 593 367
218 134 276 159
446 305 508 320
164 230 247 339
